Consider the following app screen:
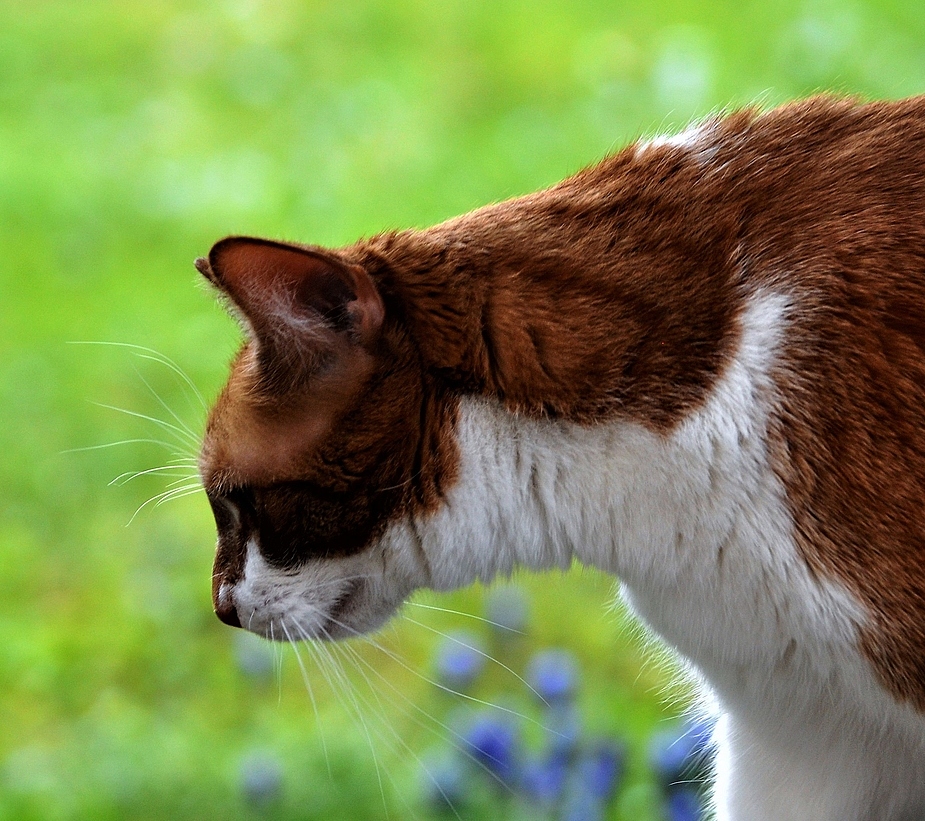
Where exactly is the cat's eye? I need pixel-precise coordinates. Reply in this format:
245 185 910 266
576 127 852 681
208 489 252 532
219 496 242 527
226 486 254 510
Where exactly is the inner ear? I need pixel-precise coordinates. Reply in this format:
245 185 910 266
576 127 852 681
198 236 384 348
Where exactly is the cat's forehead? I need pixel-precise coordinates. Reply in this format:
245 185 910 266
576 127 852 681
199 340 377 492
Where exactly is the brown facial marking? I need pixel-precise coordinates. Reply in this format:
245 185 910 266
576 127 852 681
201 341 376 490
199 236 460 584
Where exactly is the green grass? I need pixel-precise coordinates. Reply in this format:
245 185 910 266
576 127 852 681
3 1 925 819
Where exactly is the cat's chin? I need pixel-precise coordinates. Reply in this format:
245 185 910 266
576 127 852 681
240 580 405 644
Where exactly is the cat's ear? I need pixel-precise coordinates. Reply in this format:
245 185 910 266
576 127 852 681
195 237 384 367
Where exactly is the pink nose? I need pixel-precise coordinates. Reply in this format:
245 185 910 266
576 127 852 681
214 582 242 628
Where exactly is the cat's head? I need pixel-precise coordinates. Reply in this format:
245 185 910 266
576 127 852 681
196 236 455 641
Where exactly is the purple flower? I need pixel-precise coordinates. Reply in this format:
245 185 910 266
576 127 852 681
434 631 485 690
526 649 580 704
560 789 604 821
649 719 715 789
666 787 706 821
239 750 283 806
544 702 581 758
463 713 519 787
520 751 569 807
577 739 625 801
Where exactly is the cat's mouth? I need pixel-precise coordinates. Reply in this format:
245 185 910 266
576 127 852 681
250 580 363 643
317 579 363 641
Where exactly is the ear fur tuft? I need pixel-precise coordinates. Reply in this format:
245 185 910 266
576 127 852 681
201 236 384 382
194 256 214 282
205 237 382 335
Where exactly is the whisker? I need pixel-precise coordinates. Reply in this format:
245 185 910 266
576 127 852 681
167 478 203 490
374 467 424 495
109 465 198 486
285 613 525 814
302 642 341 777
131 353 207 413
126 482 202 525
316 623 454 821
90 401 199 450
62 438 180 455
275 571 381 589
330 648 466 817
305 624 392 819
403 615 547 706
281 619 332 777
274 633 285 704
407 601 525 635
324 624 517 802
323 613 555 735
132 364 200 443
325 640 407 757
301 628 347 710
164 474 203 489
68 340 207 411
302 640 366 777
153 485 203 507
323 636 444 820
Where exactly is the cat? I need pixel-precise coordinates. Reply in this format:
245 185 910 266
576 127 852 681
195 96 925 820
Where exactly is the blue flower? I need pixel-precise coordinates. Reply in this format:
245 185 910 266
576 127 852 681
544 702 582 759
521 751 569 807
559 788 604 821
526 649 580 704
666 787 706 821
578 739 625 801
434 631 486 690
463 712 520 787
239 750 283 806
649 719 714 790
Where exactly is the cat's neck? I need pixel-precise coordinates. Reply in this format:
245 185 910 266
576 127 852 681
355 148 742 430
404 290 790 590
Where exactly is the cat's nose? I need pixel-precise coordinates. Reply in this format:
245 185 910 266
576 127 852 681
214 582 242 629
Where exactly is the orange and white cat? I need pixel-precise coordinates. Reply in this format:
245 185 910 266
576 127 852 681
196 97 925 820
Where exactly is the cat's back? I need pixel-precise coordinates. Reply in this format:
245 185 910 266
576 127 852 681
656 97 925 716
580 95 925 275
721 96 925 297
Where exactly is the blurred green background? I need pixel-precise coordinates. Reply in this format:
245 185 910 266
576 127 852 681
3 1 924 819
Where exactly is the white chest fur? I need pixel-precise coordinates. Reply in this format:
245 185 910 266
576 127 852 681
411 290 925 820
419 293 853 649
